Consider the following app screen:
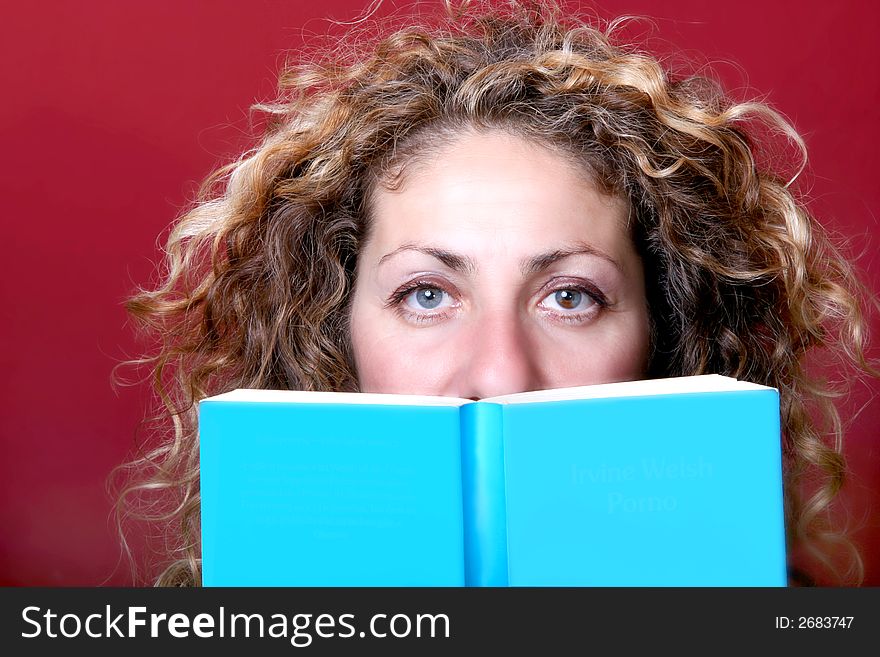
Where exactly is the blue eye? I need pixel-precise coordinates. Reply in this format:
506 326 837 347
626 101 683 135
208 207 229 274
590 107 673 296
406 286 446 310
390 280 458 323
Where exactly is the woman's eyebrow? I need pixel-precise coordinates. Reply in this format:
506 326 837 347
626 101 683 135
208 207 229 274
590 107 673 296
521 244 622 276
378 243 477 274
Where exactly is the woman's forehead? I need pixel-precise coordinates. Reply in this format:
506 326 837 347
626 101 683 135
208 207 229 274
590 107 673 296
365 130 633 264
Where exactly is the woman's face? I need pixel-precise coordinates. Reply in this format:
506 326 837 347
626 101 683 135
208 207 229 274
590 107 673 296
350 130 650 399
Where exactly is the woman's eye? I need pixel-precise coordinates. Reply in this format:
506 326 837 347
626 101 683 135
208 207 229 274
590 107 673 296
404 286 449 310
542 288 596 312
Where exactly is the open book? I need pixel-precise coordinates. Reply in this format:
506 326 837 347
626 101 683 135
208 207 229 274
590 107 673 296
199 375 786 586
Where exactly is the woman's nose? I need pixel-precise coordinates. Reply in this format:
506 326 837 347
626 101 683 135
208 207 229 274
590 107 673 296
453 312 542 400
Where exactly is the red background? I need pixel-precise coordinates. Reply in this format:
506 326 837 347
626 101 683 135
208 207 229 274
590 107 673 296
1 1 878 586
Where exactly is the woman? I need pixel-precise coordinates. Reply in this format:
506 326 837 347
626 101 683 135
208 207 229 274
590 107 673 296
118 0 876 586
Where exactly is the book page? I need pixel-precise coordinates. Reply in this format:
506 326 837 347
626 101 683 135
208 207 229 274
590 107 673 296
202 375 773 407
202 389 471 406
485 374 773 405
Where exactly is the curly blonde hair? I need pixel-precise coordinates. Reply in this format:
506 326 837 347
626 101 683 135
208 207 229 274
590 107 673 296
116 0 876 586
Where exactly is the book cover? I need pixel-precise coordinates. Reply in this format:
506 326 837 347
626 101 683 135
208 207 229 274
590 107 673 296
199 375 787 586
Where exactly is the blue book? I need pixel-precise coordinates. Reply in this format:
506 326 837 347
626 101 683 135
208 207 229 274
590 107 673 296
199 375 787 586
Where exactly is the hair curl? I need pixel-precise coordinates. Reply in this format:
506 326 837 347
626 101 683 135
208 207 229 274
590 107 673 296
116 0 877 586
